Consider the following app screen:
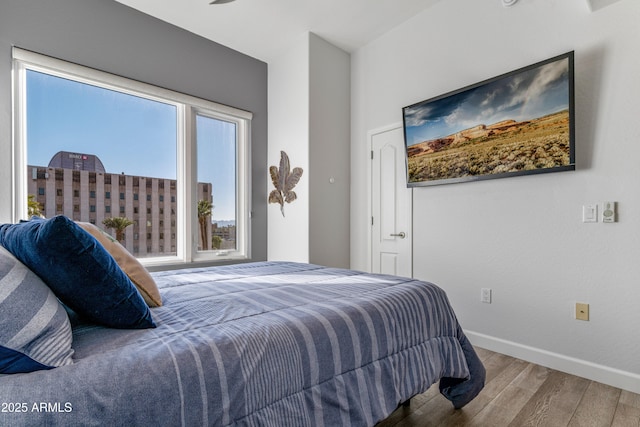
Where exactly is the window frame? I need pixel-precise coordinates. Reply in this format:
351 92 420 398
12 47 252 267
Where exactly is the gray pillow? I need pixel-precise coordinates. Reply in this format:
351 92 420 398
0 246 74 373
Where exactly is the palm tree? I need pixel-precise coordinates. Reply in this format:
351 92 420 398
27 194 43 218
197 199 213 251
102 217 134 242
212 235 222 250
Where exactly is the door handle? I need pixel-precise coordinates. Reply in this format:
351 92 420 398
390 232 406 239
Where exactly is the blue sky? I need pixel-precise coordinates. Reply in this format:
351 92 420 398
27 70 236 221
403 57 570 147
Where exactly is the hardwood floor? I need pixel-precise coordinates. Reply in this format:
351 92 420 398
377 347 640 427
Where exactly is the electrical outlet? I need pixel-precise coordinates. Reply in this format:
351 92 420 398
576 303 589 321
481 288 492 304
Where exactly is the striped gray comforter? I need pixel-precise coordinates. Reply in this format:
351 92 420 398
0 261 484 426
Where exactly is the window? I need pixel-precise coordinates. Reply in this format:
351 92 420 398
13 48 251 266
196 114 237 250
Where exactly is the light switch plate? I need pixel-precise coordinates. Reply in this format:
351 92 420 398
481 288 491 304
582 205 597 223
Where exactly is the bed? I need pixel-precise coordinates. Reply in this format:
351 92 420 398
0 217 484 426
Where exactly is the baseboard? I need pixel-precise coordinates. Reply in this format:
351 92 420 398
465 330 640 394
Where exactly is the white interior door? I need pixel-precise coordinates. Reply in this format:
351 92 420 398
371 126 412 277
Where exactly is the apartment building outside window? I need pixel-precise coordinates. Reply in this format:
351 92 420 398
13 48 251 266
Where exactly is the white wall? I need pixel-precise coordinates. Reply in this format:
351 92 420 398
268 33 351 267
268 33 311 262
351 0 640 392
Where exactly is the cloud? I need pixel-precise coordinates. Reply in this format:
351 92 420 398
404 57 569 140
403 104 433 127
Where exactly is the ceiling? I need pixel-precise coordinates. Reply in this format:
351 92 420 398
114 0 444 63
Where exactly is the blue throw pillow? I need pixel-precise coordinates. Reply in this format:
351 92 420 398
0 246 75 373
0 216 155 329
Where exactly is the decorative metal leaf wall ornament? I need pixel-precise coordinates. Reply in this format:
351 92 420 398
268 151 303 216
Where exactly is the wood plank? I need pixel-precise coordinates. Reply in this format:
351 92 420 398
386 351 517 427
443 358 530 426
473 346 493 362
468 363 551 426
440 358 524 426
611 399 640 427
376 347 640 427
568 382 620 427
508 370 590 426
620 390 640 409
482 352 520 383
434 355 532 426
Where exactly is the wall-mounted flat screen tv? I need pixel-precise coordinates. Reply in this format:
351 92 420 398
402 51 575 187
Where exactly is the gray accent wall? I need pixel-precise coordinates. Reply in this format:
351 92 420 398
309 34 350 268
0 0 267 262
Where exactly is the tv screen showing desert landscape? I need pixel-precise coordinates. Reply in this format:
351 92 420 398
403 52 575 187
